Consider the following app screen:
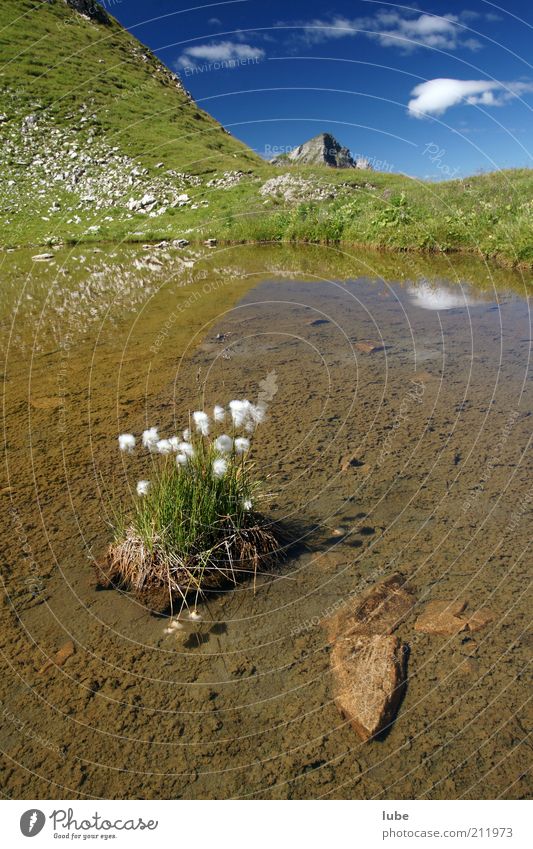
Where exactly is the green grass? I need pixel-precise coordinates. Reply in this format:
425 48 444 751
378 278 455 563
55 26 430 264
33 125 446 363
0 0 259 173
128 438 256 563
201 167 533 268
101 404 282 613
0 0 532 269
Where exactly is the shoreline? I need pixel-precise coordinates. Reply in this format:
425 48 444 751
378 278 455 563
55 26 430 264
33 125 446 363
3 234 533 274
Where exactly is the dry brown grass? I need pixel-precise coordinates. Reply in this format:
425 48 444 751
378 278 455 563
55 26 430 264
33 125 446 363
96 518 286 613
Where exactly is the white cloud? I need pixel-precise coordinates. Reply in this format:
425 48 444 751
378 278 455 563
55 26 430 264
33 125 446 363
372 11 470 51
291 10 483 52
176 41 265 68
297 15 364 45
408 78 533 117
408 282 485 311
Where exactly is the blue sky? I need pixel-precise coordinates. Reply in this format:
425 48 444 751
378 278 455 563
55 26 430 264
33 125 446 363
110 0 533 178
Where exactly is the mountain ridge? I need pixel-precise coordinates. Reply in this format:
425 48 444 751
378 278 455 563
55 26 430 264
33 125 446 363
270 133 371 170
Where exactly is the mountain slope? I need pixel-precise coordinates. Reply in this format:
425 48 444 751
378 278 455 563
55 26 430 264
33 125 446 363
0 0 266 245
0 0 260 173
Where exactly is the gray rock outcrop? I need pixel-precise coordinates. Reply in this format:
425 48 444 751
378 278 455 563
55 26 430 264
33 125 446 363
270 132 372 169
64 1 111 25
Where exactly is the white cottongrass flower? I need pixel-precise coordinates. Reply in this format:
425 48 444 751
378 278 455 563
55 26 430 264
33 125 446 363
214 434 233 453
229 399 250 427
234 437 250 455
213 405 225 423
189 609 202 621
176 453 188 466
118 433 135 453
136 480 151 496
212 457 228 478
178 441 194 457
249 404 265 425
183 428 191 441
142 427 159 451
156 439 173 455
168 436 180 451
164 619 184 634
243 499 253 511
193 410 210 436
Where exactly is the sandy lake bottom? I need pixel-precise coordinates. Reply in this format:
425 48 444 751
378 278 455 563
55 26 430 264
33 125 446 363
0 243 531 799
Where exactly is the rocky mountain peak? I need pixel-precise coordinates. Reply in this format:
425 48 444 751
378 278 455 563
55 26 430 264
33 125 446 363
270 132 371 169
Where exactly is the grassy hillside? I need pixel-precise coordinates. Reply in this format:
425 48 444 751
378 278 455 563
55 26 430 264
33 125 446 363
0 0 264 244
0 0 260 171
0 0 532 268
217 166 533 268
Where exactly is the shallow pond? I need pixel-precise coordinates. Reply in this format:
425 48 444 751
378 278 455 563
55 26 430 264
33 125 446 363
1 243 531 799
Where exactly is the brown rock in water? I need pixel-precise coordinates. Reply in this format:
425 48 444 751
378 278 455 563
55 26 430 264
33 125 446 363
463 608 494 632
414 600 468 635
458 657 480 676
30 396 65 410
414 600 494 635
331 633 407 741
324 574 414 740
341 451 365 472
325 572 417 643
38 640 75 674
354 341 385 354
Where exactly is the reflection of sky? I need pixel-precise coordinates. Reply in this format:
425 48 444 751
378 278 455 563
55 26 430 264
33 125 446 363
408 280 489 311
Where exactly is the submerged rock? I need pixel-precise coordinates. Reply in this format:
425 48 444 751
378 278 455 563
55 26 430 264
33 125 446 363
325 572 417 642
340 451 365 472
324 573 415 741
414 600 494 635
32 253 54 261
463 608 494 632
331 633 407 741
38 640 75 674
30 395 64 410
414 599 468 635
354 340 386 354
